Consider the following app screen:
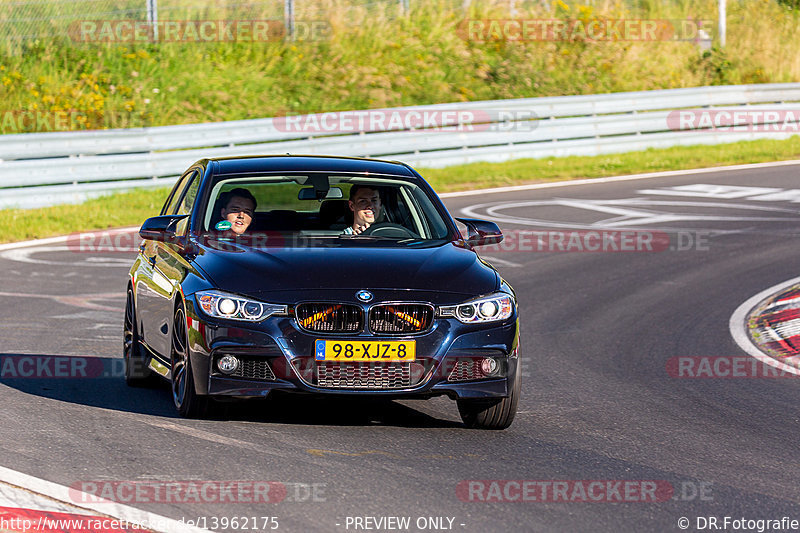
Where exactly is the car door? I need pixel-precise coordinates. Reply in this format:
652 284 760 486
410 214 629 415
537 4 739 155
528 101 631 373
137 169 198 358
148 173 201 358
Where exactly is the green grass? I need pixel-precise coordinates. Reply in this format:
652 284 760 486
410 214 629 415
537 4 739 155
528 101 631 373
422 135 800 192
0 186 168 243
2 135 798 244
1 1 799 242
0 0 798 131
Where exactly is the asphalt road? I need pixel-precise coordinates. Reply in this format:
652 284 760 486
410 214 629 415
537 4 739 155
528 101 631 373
1 164 800 532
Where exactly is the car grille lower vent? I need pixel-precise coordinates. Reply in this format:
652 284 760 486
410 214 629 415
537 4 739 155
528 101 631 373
316 362 413 389
229 358 275 381
296 303 362 333
447 359 488 382
369 304 433 334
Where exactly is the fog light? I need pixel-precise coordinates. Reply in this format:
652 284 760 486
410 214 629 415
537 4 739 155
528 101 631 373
217 355 239 374
481 357 498 376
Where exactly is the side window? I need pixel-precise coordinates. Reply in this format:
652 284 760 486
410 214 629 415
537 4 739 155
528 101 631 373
173 173 200 236
410 187 448 239
161 171 193 216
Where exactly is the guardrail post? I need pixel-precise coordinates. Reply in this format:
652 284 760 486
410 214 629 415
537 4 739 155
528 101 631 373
284 0 295 38
146 0 158 41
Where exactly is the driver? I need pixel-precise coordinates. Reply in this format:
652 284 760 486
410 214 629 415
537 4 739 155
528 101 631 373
343 185 382 235
217 188 257 236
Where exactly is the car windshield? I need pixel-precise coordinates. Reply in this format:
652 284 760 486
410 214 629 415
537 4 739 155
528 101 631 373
199 174 452 245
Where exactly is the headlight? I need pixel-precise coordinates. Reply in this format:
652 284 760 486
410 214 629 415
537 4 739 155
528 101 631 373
196 290 287 322
438 293 514 324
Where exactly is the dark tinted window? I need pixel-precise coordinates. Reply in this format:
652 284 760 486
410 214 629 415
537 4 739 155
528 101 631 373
161 170 196 216
173 172 200 235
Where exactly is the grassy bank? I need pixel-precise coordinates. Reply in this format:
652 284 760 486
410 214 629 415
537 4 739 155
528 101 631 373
2 135 798 244
1 0 799 243
0 0 799 131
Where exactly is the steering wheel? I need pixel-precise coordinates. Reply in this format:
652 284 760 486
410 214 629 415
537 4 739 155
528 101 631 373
360 223 417 239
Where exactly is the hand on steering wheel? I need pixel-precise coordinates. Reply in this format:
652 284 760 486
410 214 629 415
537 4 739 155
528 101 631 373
360 223 417 239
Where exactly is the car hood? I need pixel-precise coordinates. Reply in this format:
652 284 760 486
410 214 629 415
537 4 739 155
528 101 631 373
190 239 498 299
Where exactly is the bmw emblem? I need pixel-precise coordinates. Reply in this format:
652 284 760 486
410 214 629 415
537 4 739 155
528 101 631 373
356 290 373 302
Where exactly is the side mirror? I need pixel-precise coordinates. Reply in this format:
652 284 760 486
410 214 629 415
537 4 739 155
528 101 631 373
139 214 189 243
456 217 504 247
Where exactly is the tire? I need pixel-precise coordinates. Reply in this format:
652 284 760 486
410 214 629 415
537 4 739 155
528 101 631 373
170 303 209 418
457 359 521 430
124 288 157 387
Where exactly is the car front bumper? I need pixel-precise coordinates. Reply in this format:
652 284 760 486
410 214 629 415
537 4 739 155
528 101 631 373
181 294 520 401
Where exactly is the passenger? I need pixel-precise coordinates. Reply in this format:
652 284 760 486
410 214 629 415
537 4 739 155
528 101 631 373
343 185 381 235
217 188 257 235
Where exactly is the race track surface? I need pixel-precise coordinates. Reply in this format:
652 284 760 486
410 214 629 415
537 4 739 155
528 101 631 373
1 165 800 532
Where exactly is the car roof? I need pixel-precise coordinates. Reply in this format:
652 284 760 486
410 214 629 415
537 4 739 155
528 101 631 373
207 155 418 178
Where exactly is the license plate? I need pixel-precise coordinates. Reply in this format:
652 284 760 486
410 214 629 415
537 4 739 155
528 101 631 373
315 340 416 362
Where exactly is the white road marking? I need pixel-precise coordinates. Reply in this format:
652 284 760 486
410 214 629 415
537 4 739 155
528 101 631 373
0 227 140 251
85 256 132 265
638 184 782 199
554 198 659 218
639 184 800 203
749 189 800 202
0 465 210 533
0 291 122 312
50 312 120 321
0 480 88 514
478 255 522 267
729 276 800 376
463 198 800 230
619 198 800 213
138 420 288 456
439 159 800 198
0 246 131 268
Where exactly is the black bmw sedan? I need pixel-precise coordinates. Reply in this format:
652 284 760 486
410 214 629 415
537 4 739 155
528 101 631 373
125 155 520 429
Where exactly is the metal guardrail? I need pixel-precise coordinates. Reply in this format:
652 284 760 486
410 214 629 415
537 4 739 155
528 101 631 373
2 83 800 209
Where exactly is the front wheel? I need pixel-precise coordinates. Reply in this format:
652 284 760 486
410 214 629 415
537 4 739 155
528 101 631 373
457 359 521 430
171 304 209 418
